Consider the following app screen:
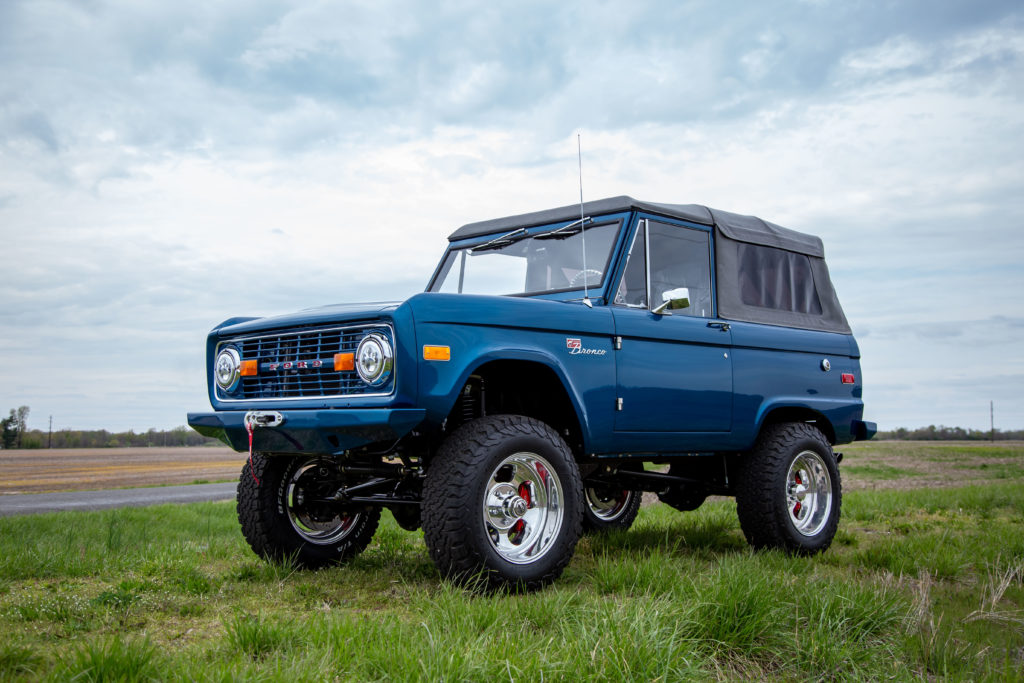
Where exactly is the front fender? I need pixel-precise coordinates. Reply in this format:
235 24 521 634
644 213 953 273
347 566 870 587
409 295 616 453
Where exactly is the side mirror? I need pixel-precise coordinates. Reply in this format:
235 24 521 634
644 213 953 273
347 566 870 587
652 287 690 315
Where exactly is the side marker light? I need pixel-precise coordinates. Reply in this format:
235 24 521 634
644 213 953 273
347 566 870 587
423 345 451 361
334 353 355 371
841 373 855 384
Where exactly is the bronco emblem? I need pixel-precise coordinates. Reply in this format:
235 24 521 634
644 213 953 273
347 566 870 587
565 337 606 356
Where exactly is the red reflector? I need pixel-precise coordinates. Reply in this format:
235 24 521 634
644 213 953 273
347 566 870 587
841 373 855 384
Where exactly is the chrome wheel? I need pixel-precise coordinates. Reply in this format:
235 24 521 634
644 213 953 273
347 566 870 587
585 487 633 521
482 452 565 564
286 460 358 545
786 450 832 537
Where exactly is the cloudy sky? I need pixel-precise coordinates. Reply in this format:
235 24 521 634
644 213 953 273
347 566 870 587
1 0 1022 433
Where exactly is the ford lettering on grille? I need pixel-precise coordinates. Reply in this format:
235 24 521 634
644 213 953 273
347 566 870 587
268 360 324 371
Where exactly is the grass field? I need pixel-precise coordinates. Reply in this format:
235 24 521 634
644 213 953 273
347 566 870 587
0 442 1022 680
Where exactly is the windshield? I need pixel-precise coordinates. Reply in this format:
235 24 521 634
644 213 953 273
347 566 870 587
429 221 621 296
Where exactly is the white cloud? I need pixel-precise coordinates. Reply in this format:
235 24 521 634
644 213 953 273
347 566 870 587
1 0 1023 431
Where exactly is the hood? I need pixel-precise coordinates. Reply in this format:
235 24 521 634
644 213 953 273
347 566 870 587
214 301 403 337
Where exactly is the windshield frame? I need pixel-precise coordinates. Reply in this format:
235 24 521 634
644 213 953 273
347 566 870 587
426 216 626 299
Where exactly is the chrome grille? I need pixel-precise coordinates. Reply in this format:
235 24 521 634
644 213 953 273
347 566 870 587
218 325 392 400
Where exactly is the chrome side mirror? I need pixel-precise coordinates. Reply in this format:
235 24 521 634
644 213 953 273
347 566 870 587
652 287 690 315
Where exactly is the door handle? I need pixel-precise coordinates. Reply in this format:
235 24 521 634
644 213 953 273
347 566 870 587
707 321 730 331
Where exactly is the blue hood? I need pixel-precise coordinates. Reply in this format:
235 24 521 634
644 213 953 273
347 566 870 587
215 301 403 337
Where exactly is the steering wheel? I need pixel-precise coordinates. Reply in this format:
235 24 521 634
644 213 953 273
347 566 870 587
569 268 603 288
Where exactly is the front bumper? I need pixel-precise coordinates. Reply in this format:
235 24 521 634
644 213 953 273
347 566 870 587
186 408 426 454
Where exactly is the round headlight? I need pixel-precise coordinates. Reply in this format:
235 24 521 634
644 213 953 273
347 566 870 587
215 347 241 391
355 333 393 386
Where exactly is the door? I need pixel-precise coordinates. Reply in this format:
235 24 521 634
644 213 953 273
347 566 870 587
612 218 733 432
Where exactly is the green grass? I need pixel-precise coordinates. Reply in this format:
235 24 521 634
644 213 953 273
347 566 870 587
842 463 920 480
0 479 1022 679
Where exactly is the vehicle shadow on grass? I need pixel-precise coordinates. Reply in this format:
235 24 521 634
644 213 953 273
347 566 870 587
582 519 748 559
225 506 753 592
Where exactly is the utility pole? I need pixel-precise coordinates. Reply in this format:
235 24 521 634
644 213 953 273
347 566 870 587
990 401 995 442
48 415 53 449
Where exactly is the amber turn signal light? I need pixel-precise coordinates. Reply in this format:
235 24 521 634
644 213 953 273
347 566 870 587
239 360 258 377
423 345 451 361
334 353 355 371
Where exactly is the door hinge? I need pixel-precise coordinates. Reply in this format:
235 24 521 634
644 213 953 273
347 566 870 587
616 397 623 411
613 336 622 350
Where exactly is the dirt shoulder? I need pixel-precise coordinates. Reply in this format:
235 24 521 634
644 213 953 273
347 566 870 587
0 447 244 494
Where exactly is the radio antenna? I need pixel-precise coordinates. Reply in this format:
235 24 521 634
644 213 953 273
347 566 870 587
577 132 592 308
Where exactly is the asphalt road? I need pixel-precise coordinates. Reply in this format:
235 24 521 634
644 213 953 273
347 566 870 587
0 482 236 517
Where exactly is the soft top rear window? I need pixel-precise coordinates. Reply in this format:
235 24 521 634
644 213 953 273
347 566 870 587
737 243 822 315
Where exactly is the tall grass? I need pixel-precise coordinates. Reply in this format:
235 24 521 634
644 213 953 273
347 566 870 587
0 478 1021 680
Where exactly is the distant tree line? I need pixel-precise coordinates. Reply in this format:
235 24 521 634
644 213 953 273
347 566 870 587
3 404 1021 448
0 406 31 449
17 426 224 449
876 425 1024 441
0 405 223 449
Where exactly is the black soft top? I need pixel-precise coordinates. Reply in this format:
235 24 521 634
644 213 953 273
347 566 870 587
449 195 824 258
449 195 848 334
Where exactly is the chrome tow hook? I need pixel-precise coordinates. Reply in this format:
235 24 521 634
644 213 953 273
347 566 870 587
244 411 285 429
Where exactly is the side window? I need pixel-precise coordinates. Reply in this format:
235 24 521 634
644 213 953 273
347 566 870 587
737 243 822 314
614 220 713 317
614 223 647 307
648 221 712 318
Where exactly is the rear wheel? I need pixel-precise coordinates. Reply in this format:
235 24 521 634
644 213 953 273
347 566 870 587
421 415 583 592
237 454 380 568
735 422 840 554
582 484 641 532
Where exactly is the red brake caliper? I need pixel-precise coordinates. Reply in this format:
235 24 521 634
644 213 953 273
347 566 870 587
509 482 532 544
518 482 532 508
792 472 802 516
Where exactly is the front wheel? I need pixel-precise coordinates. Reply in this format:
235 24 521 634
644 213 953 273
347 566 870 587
735 423 841 554
237 454 380 568
421 415 583 592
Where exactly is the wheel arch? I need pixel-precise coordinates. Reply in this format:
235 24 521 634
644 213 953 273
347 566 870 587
756 405 837 445
444 356 588 456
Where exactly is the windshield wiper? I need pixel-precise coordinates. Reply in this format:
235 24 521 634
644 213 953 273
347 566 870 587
470 227 529 253
470 216 594 253
533 216 593 240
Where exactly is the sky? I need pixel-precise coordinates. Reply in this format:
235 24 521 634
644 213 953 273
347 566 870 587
1 0 1022 433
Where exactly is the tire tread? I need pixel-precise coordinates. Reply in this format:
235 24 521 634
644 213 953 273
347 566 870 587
421 415 583 591
735 422 841 554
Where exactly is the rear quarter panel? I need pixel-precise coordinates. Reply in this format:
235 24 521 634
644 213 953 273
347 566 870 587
730 321 865 446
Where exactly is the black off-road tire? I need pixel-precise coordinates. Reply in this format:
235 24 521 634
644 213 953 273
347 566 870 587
421 415 584 592
735 422 841 555
237 454 380 568
582 485 642 533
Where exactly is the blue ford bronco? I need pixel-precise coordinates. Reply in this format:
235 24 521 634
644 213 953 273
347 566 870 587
188 196 875 591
